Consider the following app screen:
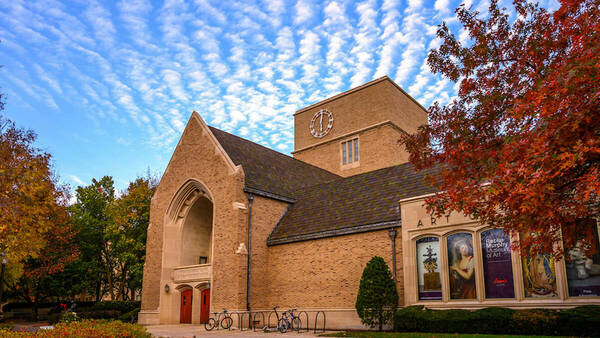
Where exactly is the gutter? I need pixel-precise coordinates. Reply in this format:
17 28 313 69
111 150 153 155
267 220 400 246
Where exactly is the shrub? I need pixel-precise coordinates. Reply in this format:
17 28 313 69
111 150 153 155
119 308 140 323
355 256 398 331
89 301 140 313
395 305 600 336
556 305 600 337
2 301 95 312
469 307 514 334
0 319 151 337
510 309 559 336
59 311 79 324
0 323 14 330
74 301 141 321
77 310 122 320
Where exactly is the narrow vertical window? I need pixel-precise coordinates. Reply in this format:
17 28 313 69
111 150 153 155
342 142 347 165
520 231 557 298
348 140 353 163
447 233 476 299
481 228 515 299
354 139 359 161
417 237 442 300
564 219 600 297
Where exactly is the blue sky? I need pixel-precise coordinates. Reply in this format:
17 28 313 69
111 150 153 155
0 0 558 192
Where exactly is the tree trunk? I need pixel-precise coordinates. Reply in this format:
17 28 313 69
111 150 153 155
95 279 101 302
378 312 383 331
33 301 39 322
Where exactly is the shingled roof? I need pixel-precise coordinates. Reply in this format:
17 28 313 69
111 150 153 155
267 163 438 245
209 126 341 200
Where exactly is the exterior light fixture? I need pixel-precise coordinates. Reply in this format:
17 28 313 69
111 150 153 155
164 284 170 293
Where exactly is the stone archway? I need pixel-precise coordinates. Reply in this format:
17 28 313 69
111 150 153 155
180 196 213 266
160 179 215 324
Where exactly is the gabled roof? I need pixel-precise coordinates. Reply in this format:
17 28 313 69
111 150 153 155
267 163 438 245
209 126 341 201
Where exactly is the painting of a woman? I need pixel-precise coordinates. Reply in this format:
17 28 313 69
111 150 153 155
447 233 476 299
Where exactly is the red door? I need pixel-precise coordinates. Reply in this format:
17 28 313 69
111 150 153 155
180 289 193 324
200 288 210 323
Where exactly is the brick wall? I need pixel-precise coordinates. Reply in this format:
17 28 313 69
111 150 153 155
254 229 404 310
293 77 427 177
141 113 248 313
293 124 410 177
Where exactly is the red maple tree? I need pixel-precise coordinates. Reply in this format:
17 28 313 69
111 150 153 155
400 0 600 257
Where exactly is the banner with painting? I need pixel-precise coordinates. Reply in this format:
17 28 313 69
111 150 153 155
564 220 600 297
520 232 558 298
447 233 476 299
416 237 442 300
481 228 515 298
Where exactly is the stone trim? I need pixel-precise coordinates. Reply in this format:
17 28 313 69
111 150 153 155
267 220 401 246
190 111 242 176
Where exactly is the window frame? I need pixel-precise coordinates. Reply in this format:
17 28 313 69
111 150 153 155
340 137 360 169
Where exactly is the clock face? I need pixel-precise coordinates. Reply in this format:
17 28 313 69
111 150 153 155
310 109 334 138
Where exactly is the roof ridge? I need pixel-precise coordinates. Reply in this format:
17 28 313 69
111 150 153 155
208 125 341 178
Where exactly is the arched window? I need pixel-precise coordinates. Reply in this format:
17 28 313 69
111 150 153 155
481 228 515 299
416 237 442 300
446 233 476 299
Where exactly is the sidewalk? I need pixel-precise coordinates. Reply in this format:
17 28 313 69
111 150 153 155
146 324 330 337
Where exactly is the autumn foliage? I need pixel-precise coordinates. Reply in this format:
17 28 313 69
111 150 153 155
0 320 151 337
400 0 600 257
0 116 72 263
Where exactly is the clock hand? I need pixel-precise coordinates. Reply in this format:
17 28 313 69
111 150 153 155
319 113 323 131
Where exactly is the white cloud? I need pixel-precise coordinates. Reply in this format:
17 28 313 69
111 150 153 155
294 0 313 25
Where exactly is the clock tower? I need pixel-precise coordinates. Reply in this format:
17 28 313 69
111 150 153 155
292 76 428 177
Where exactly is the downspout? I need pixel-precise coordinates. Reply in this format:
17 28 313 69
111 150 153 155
388 228 397 284
388 205 401 329
246 194 254 319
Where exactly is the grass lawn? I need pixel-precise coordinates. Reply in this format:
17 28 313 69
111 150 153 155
320 332 573 338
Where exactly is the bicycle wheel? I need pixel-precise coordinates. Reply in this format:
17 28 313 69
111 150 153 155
291 317 301 331
204 318 217 331
278 318 288 333
221 315 233 329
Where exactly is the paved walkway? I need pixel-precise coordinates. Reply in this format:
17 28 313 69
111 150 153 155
145 325 331 337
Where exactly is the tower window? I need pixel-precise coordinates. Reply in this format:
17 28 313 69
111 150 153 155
342 138 359 166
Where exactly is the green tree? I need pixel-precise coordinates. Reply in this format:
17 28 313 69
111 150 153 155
107 175 157 300
69 176 116 301
355 256 398 331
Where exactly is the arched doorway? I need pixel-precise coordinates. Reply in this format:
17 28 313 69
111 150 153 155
162 180 215 324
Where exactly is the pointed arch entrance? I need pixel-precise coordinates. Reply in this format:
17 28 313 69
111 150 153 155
162 179 215 324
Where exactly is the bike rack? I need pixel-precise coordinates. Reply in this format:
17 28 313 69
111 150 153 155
314 311 326 334
240 311 250 331
252 311 266 332
298 311 310 333
230 311 240 330
267 310 278 329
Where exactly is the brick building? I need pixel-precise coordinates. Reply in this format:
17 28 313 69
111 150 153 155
139 76 600 328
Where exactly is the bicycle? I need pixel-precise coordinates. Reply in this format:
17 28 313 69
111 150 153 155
286 308 302 331
204 309 233 331
272 306 301 333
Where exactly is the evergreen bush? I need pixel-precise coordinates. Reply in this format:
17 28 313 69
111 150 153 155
394 305 600 336
355 256 398 331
